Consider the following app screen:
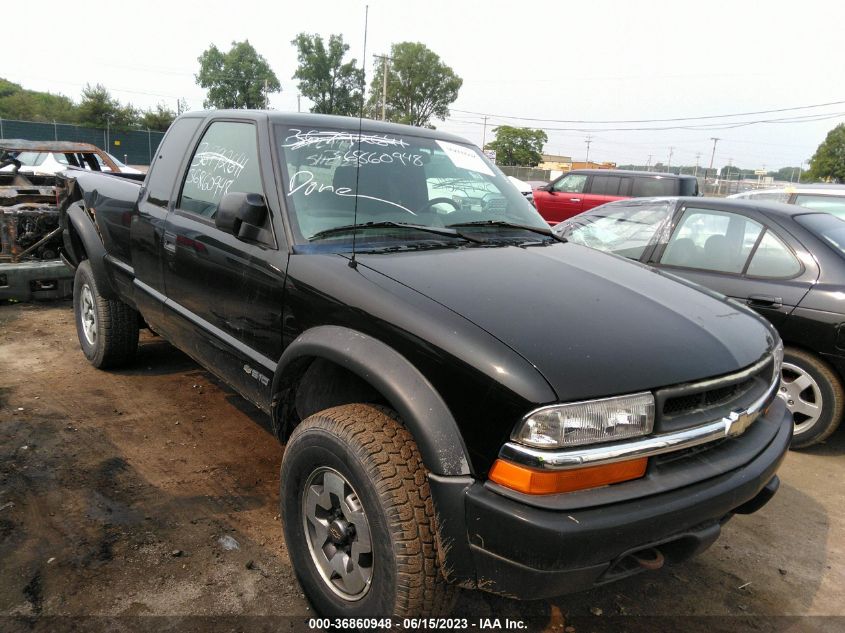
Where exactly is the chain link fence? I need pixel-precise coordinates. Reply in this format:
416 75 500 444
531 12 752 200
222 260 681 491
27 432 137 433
498 165 554 183
0 118 165 165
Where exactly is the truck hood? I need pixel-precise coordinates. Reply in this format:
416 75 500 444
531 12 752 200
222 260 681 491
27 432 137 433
356 242 775 402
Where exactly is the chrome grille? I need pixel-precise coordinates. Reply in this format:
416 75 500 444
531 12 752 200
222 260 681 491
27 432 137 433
656 355 775 433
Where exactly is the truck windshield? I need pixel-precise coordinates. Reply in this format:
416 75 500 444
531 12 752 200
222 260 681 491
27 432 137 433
275 125 547 244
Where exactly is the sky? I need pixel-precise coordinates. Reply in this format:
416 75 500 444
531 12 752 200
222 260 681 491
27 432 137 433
3 0 844 171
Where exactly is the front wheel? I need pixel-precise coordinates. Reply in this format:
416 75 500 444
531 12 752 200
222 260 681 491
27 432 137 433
73 260 139 368
780 347 844 448
280 404 454 617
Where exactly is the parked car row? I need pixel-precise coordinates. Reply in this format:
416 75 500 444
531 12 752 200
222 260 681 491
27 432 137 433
554 196 845 447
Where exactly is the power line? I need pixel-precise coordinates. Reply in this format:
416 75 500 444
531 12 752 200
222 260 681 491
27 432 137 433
451 98 845 124
446 110 845 133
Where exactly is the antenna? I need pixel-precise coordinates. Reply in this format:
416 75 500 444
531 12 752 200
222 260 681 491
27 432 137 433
349 4 369 270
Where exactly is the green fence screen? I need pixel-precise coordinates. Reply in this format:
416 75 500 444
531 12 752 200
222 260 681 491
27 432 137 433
0 118 165 166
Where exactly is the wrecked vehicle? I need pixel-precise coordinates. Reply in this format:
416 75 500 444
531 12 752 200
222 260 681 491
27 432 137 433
0 140 141 301
58 111 791 618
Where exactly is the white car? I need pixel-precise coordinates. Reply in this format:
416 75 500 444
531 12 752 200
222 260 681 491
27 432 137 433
1 149 142 175
102 152 143 174
729 184 845 218
507 176 535 206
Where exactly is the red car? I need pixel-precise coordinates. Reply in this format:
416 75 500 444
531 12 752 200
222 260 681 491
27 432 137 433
533 169 700 225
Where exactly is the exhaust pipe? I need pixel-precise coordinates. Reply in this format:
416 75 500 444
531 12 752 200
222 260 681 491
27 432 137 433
631 547 665 571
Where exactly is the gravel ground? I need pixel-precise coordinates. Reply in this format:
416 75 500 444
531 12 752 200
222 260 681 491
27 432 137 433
1 301 843 632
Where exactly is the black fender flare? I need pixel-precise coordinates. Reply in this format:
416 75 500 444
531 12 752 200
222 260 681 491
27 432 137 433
66 201 118 299
272 325 472 476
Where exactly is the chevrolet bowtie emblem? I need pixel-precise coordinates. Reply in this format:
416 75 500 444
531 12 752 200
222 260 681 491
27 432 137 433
724 408 759 437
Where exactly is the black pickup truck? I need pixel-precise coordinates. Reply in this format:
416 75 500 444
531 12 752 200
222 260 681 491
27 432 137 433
58 110 791 618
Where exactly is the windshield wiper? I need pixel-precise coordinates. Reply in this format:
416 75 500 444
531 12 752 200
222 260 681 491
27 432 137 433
309 221 485 243
446 220 567 242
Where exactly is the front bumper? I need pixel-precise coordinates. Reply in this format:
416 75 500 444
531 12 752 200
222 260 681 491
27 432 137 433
429 398 791 600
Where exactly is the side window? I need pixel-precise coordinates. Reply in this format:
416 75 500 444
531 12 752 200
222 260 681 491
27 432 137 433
553 173 587 193
590 175 622 196
632 177 675 197
145 116 202 209
661 207 763 273
746 231 801 278
178 121 262 219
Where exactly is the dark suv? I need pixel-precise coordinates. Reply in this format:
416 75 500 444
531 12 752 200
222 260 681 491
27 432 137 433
534 169 700 224
58 111 789 618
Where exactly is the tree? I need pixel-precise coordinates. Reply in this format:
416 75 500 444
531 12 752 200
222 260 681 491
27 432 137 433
291 33 363 116
0 78 78 123
196 40 280 109
808 124 845 182
140 103 176 131
77 83 138 129
367 42 462 127
484 126 547 166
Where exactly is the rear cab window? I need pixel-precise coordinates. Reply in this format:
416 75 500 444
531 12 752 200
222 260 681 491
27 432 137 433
145 116 203 209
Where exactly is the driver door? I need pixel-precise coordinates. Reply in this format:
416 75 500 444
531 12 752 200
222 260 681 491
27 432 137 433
160 118 284 407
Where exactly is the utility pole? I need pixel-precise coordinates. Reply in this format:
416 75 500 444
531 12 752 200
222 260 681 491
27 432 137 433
374 54 391 121
708 137 720 181
264 78 268 108
585 135 593 165
646 154 653 171
722 158 733 195
667 146 674 172
481 115 489 149
297 94 301 113
797 159 808 183
694 152 701 177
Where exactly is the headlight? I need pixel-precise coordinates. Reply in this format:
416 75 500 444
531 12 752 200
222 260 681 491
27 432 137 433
513 392 655 449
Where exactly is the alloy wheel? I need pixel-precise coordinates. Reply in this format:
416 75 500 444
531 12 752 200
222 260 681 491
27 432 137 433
779 362 822 434
80 284 98 346
301 467 373 601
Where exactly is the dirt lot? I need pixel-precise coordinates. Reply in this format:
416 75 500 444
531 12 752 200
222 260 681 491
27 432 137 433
1 301 844 631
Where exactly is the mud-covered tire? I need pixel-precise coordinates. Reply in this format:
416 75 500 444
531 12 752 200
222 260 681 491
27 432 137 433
783 347 844 448
73 259 139 369
280 403 455 618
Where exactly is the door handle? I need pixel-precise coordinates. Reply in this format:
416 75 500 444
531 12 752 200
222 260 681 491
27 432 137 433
747 294 782 308
570 198 581 202
163 232 176 254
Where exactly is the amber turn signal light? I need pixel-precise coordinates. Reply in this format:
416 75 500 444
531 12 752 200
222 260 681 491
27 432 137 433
488 457 648 495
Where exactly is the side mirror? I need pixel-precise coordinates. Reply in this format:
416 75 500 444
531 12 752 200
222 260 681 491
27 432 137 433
215 192 268 235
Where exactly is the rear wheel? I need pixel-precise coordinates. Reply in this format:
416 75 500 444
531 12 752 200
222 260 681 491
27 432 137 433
73 260 139 368
280 404 455 617
780 347 843 448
